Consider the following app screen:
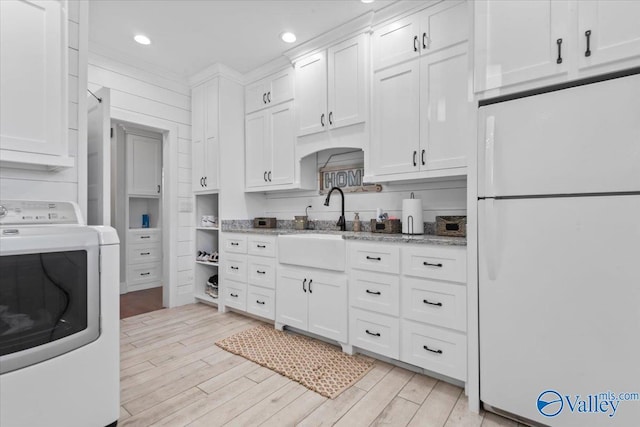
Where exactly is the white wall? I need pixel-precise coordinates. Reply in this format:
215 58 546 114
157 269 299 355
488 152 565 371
0 1 87 206
87 50 194 304
264 149 467 224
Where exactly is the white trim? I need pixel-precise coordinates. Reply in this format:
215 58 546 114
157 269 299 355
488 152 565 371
77 0 89 219
110 107 179 308
241 56 293 85
190 63 244 87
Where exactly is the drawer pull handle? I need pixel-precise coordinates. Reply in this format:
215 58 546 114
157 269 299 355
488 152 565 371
423 261 443 267
230 242 239 246
140 252 150 255
140 272 150 276
257 244 266 248
230 266 239 270
230 293 238 298
423 299 443 307
256 300 265 305
140 236 151 239
365 329 381 337
366 290 381 295
308 279 313 294
302 278 307 293
366 256 381 261
423 345 443 355
256 270 266 274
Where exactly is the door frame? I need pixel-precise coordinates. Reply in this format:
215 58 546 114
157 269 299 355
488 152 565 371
110 107 179 309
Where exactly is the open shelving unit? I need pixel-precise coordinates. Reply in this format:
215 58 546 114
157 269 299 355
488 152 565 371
194 192 219 305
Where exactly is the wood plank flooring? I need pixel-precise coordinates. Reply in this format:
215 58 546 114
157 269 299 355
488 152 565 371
118 303 528 427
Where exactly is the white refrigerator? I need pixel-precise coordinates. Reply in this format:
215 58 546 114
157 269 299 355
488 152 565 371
478 72 640 426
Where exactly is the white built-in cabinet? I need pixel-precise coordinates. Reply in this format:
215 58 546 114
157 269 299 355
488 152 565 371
192 79 219 192
0 0 72 169
126 133 162 196
368 1 470 181
194 193 220 305
245 68 294 114
295 34 368 137
474 0 640 95
245 101 295 189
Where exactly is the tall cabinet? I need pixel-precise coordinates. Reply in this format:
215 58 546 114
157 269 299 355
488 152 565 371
192 79 220 192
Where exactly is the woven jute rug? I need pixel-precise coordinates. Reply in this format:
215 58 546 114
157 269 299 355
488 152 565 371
216 324 374 399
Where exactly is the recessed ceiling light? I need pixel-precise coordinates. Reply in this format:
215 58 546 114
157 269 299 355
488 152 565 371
280 32 297 43
361 0 375 3
134 34 151 45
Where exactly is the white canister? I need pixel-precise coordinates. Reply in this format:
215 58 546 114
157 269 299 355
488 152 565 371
402 193 423 234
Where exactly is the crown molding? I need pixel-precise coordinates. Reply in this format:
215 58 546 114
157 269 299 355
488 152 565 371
189 62 244 87
242 56 294 85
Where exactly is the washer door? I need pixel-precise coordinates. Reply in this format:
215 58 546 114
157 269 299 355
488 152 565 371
0 227 100 374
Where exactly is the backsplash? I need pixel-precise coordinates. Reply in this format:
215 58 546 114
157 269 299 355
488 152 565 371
222 219 437 234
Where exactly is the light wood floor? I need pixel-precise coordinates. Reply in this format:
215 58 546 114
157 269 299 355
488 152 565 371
118 303 527 427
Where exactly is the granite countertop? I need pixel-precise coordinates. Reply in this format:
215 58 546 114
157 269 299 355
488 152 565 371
221 221 466 246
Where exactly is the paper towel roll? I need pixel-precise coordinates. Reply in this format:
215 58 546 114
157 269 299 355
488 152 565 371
402 198 423 234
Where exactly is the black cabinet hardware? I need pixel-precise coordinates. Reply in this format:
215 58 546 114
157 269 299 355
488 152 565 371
422 32 427 49
140 252 150 256
257 270 266 274
423 261 443 267
302 278 307 292
423 299 443 307
231 293 238 298
140 236 150 239
585 30 592 57
366 290 381 295
230 266 239 270
308 279 313 293
268 171 272 181
257 244 266 248
556 38 563 64
421 149 426 165
366 330 381 337
200 177 204 187
264 171 267 182
157 184 161 193
267 92 271 102
140 272 150 276
230 242 239 246
423 345 443 354
263 93 267 104
256 300 265 305
413 151 417 167
366 256 381 261
413 35 418 52
203 177 207 187
329 111 333 125
321 113 325 127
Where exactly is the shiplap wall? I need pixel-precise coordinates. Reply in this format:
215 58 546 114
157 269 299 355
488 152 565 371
87 52 195 302
264 149 467 223
0 1 85 204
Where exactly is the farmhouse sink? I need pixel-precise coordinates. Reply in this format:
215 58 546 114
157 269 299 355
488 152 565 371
278 233 345 271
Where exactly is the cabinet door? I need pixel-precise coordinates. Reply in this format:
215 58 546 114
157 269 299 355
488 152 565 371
276 268 308 331
474 0 570 92
328 34 367 130
1 0 66 157
268 101 295 186
420 0 468 55
372 14 421 71
245 110 268 188
245 80 268 114
296 52 328 136
307 272 347 343
203 79 219 190
268 67 294 106
191 84 206 192
420 44 469 171
577 1 640 71
127 133 161 196
371 60 420 176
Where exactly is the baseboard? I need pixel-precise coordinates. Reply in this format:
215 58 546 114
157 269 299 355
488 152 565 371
125 282 162 293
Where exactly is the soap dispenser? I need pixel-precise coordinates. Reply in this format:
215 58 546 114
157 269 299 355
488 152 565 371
353 212 361 232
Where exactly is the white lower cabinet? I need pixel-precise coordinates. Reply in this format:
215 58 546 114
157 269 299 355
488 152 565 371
276 267 348 344
350 308 400 359
224 280 247 311
247 286 275 320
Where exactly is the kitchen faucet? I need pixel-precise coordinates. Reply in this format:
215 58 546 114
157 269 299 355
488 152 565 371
324 187 346 231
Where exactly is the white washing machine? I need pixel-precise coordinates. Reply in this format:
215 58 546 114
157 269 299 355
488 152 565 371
0 200 120 427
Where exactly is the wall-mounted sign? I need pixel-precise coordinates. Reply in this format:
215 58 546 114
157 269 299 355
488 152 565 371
319 164 382 194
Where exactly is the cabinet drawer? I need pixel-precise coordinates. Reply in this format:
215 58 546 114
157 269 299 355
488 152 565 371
223 280 247 311
128 229 161 244
128 243 161 265
247 235 276 257
127 262 161 285
400 319 466 381
247 286 275 320
402 277 466 332
349 308 399 359
223 234 248 254
247 256 276 289
402 246 466 283
350 270 399 316
222 255 247 283
350 242 400 274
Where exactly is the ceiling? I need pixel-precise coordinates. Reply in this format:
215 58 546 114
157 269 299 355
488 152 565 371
89 0 397 79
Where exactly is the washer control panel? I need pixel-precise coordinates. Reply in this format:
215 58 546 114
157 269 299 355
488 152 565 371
0 200 81 225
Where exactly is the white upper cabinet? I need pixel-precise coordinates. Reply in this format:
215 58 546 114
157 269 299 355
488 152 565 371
372 0 468 71
577 1 640 71
474 0 640 95
245 68 294 114
245 101 295 190
126 133 162 196
192 79 220 192
296 33 368 137
0 0 71 168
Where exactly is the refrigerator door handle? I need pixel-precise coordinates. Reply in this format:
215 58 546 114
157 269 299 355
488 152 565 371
484 115 496 198
483 199 498 280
